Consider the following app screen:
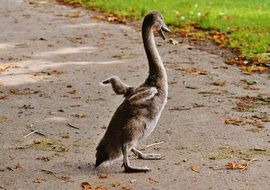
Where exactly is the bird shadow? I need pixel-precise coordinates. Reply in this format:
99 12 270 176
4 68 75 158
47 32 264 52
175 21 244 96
76 162 124 175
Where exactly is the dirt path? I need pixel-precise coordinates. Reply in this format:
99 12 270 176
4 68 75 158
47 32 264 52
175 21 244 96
0 0 269 189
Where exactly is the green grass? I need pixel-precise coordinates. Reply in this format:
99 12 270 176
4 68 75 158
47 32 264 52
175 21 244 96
62 0 270 63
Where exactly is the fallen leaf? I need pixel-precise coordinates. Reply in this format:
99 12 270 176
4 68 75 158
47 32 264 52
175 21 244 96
122 186 132 190
226 159 256 170
0 65 10 73
191 164 200 173
34 139 42 144
81 182 92 190
67 11 81 18
0 116 8 123
240 65 267 74
225 58 244 66
241 79 258 85
15 163 22 169
91 15 105 20
198 91 222 96
39 37 47 41
33 178 47 183
192 103 205 108
112 181 122 187
244 85 260 90
70 104 81 107
9 88 40 95
169 106 191 111
57 176 71 181
100 125 107 129
105 13 126 24
179 67 208 75
212 80 226 86
61 133 70 139
148 177 159 184
6 166 14 171
81 182 109 190
169 38 178 45
210 30 228 45
234 96 256 112
73 113 86 118
129 179 136 184
224 118 245 126
0 95 8 100
224 117 263 128
99 173 108 179
31 138 69 152
68 89 77 94
41 169 56 176
36 156 50 162
40 69 65 76
19 104 34 109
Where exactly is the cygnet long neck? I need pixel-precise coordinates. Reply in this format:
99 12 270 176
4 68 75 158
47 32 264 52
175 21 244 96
142 22 167 90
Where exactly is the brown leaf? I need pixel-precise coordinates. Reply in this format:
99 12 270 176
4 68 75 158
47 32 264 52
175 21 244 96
9 88 40 95
0 66 10 73
198 91 223 97
61 133 70 139
191 164 200 173
73 113 86 118
180 67 208 75
148 177 159 184
169 38 179 45
34 139 42 144
81 182 109 190
169 106 191 111
224 118 244 126
0 116 8 123
36 156 50 162
112 181 122 187
41 69 65 76
122 186 132 190
15 163 22 169
226 160 255 170
33 178 47 183
91 15 105 21
81 182 92 190
68 89 77 94
225 58 244 66
0 95 8 100
224 117 264 128
57 176 71 181
212 80 226 86
99 173 108 179
240 65 267 74
67 12 81 18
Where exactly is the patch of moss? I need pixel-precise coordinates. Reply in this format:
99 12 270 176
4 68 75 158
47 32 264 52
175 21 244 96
206 147 270 160
30 138 69 152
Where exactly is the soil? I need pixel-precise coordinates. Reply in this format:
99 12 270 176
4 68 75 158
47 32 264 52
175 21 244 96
0 0 269 190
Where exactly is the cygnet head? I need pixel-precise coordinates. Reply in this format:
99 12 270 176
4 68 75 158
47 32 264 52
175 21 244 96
143 10 171 39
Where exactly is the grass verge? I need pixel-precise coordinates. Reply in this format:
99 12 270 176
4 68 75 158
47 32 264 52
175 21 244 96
58 0 270 68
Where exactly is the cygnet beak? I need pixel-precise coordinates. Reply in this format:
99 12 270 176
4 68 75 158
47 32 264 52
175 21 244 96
159 24 171 40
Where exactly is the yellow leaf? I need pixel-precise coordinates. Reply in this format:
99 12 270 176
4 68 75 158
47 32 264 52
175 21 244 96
0 66 9 73
191 164 200 173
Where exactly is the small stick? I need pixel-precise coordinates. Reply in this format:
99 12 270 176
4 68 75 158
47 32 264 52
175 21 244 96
35 131 46 136
146 140 165 148
241 159 257 171
67 123 80 130
23 130 39 138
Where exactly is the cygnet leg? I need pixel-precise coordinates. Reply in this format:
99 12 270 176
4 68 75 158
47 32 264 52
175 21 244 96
131 148 162 160
122 143 151 173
